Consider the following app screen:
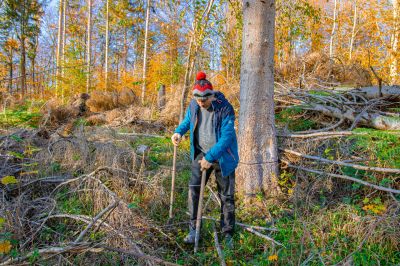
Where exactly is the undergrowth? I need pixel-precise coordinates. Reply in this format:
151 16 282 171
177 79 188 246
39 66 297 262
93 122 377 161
0 102 42 128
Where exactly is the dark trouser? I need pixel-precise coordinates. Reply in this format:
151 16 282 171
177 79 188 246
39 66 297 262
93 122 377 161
189 151 235 236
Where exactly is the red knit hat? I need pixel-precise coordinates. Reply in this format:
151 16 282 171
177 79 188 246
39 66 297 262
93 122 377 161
193 71 214 100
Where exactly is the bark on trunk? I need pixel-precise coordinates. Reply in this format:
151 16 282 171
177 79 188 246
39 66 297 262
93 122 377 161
237 0 280 200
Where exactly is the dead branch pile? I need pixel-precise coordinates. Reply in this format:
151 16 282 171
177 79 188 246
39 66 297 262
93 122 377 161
276 85 400 130
0 128 175 265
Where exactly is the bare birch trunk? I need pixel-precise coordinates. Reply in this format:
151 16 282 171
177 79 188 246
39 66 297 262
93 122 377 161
141 0 151 104
390 0 399 85
329 0 338 58
56 0 63 98
349 0 357 60
61 0 66 102
86 0 92 94
105 0 109 90
178 0 215 121
237 0 280 200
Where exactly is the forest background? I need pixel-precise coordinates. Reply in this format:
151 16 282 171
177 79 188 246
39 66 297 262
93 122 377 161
0 0 399 265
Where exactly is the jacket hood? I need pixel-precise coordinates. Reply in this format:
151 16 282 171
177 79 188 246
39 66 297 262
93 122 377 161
212 91 228 109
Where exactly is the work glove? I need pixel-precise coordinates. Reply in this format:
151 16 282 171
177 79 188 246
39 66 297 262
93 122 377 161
199 157 212 171
171 133 181 146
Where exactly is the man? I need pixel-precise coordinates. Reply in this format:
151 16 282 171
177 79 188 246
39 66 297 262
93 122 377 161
171 71 239 248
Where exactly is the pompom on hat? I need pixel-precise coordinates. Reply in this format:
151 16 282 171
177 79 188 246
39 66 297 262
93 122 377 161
193 71 214 100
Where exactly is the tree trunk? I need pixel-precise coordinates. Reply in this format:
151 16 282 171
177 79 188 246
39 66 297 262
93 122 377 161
390 0 399 85
307 103 400 130
20 36 27 97
349 0 357 60
179 0 215 121
237 0 280 200
56 0 63 98
179 36 194 122
105 0 109 90
61 0 67 102
8 49 13 93
123 27 128 79
157 84 166 111
141 0 151 104
86 0 92 93
329 0 338 58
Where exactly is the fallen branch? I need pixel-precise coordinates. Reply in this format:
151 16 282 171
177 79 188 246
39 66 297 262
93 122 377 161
278 131 358 138
285 162 400 194
118 132 164 138
281 148 400 174
73 200 119 244
305 102 400 130
212 222 226 266
245 227 284 247
295 118 345 134
0 243 179 266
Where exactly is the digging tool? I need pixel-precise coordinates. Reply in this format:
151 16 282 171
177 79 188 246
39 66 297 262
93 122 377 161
194 169 207 253
168 145 177 220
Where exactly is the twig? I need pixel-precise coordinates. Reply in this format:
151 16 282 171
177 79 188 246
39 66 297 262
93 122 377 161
245 227 284 247
212 222 226 266
281 148 400 174
285 162 400 194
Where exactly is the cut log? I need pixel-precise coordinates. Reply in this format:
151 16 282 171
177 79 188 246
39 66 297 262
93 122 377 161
306 103 400 130
350 85 400 99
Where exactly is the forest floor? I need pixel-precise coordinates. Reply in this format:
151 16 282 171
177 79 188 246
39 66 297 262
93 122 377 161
0 89 399 265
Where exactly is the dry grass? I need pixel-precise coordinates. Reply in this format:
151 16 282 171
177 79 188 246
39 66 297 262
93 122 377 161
276 52 372 88
87 89 137 113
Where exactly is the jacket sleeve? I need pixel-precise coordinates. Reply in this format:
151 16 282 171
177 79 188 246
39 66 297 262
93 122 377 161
204 107 235 162
174 106 191 136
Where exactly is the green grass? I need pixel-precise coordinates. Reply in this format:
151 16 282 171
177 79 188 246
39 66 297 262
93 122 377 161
276 106 317 131
351 128 400 168
0 103 42 128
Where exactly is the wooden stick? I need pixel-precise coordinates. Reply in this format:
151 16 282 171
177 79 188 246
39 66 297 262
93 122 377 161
194 170 207 253
285 162 400 194
169 145 177 219
245 227 284 247
200 215 278 232
281 148 400 174
212 222 226 266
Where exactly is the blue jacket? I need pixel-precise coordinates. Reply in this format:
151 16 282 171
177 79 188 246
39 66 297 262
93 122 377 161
175 92 239 177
